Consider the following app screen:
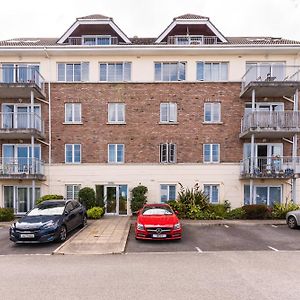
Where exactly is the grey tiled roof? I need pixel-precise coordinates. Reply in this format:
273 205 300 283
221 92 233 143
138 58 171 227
77 14 111 20
174 14 208 20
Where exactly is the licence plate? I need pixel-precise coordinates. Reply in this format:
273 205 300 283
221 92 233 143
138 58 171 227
20 233 34 238
152 234 167 238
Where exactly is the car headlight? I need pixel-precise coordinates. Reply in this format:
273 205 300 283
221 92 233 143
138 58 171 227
41 221 57 230
173 223 181 230
10 223 15 231
137 223 144 230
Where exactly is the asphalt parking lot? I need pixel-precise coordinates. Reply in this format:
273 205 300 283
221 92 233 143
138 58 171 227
125 223 300 253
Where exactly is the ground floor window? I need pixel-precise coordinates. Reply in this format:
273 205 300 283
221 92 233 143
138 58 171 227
66 184 81 200
3 186 41 213
244 185 282 206
203 184 219 203
160 184 176 203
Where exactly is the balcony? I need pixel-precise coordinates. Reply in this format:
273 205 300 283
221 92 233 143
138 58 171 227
0 66 46 99
240 65 300 98
240 111 300 138
240 156 300 179
66 36 118 45
167 35 218 45
0 112 45 139
0 157 45 181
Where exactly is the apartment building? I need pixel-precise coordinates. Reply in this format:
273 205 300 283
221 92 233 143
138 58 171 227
0 13 300 215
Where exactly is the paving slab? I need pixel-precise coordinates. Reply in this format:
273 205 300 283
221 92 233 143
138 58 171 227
53 216 131 255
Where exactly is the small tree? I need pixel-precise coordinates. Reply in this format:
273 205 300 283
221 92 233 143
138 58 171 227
78 187 96 209
130 185 148 213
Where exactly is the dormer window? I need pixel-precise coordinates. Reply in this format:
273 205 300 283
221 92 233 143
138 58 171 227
82 35 115 45
169 35 218 45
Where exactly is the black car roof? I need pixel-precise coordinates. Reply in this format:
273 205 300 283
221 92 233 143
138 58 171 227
39 200 67 206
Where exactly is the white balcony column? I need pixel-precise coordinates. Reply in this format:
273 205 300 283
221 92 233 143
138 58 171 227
32 179 36 208
292 132 298 204
30 90 34 129
294 89 299 111
251 89 256 111
31 135 35 174
249 179 254 204
250 134 255 175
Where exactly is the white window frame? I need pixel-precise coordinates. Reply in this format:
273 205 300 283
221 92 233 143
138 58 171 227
66 184 81 200
65 144 81 164
82 35 111 45
99 62 131 82
197 61 229 81
160 184 177 203
204 102 221 123
57 62 89 82
154 62 186 82
108 103 126 124
160 143 177 163
64 103 82 124
203 144 220 163
203 184 220 204
108 144 125 164
160 103 177 123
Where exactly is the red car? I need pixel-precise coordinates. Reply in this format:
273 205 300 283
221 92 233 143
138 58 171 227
135 203 182 240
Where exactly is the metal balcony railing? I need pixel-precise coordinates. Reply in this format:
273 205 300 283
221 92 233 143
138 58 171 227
241 65 300 93
241 111 300 133
0 112 44 133
0 157 44 176
167 35 218 45
67 36 119 45
240 156 300 178
0 66 45 94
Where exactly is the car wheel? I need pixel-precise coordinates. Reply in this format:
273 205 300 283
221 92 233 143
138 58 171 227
81 215 87 228
288 216 298 229
58 225 67 242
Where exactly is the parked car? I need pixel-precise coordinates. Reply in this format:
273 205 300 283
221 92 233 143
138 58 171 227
135 203 182 240
10 200 87 243
286 210 300 229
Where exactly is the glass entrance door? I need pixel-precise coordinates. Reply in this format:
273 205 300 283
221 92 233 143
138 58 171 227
105 185 128 215
106 186 117 214
17 187 28 214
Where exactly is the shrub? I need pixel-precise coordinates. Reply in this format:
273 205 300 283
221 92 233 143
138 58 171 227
186 205 221 220
209 204 229 218
36 194 63 205
86 207 104 219
271 202 300 219
78 187 96 210
0 208 14 222
130 185 148 213
226 207 246 219
242 204 270 219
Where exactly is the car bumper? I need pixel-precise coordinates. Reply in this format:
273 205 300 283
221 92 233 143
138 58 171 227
10 229 60 243
135 229 182 240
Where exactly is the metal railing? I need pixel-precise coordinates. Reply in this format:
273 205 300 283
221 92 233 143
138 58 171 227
241 65 300 92
241 111 300 133
240 156 300 178
167 35 218 45
67 36 119 45
0 157 44 176
0 66 45 93
0 112 44 133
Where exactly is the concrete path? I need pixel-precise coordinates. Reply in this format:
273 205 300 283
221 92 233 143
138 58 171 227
53 216 131 255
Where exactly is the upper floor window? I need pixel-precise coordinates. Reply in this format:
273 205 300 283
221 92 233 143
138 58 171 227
160 103 177 123
99 62 131 82
160 143 176 163
1 64 39 83
203 144 219 163
83 35 111 45
108 103 125 124
65 144 81 164
204 103 221 123
204 184 219 204
197 62 228 81
108 144 124 163
155 62 186 81
160 184 176 203
57 62 89 82
65 103 82 123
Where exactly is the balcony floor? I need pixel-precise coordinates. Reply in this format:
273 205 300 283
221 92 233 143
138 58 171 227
0 173 46 181
0 128 45 140
239 128 300 139
0 83 46 99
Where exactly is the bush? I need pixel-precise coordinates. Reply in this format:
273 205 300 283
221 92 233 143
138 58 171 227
86 207 104 219
271 202 300 219
0 208 14 222
186 205 221 220
130 185 148 213
79 187 96 210
226 207 246 219
242 204 270 219
36 194 63 205
209 204 229 218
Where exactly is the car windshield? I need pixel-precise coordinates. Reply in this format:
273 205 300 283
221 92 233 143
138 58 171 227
27 203 65 216
142 206 173 216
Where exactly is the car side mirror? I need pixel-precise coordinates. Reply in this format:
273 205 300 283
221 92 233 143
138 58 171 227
64 211 69 216
174 210 179 215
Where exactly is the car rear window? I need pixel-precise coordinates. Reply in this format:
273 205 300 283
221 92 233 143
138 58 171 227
27 203 65 216
142 207 173 216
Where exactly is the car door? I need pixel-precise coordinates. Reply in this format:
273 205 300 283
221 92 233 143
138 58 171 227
72 201 83 228
64 202 76 231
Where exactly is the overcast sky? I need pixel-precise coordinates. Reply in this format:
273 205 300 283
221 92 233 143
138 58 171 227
1 0 300 41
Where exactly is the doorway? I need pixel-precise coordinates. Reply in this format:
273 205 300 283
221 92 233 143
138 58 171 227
104 185 128 215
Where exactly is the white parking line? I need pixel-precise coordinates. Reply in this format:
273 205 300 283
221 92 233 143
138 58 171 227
224 225 229 228
268 246 279 252
195 247 203 253
271 225 278 228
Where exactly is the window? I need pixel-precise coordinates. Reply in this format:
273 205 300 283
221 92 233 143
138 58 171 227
160 184 176 203
66 184 81 200
108 144 124 163
155 62 186 81
2 64 40 83
65 103 81 123
108 103 125 123
160 103 177 123
197 62 228 81
204 103 221 123
204 185 219 204
203 144 219 163
160 143 176 163
83 35 111 45
65 144 81 163
99 62 131 82
57 62 89 82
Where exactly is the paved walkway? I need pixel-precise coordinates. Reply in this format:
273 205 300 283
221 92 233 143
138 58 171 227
54 216 131 255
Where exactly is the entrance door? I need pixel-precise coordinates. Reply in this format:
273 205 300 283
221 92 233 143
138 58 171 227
105 186 117 214
105 185 128 215
17 187 28 214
